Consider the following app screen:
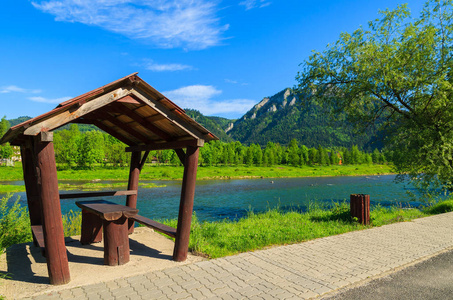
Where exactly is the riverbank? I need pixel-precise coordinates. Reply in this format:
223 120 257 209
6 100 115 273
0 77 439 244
0 164 393 193
2 193 453 259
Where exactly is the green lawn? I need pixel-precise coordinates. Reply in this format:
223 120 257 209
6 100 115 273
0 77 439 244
0 163 393 181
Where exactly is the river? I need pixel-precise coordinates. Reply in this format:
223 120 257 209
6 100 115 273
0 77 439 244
3 175 424 222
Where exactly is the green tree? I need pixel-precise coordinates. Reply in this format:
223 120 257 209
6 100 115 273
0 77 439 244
0 117 12 160
54 124 81 168
245 146 254 166
0 117 9 137
297 0 453 190
76 130 105 168
288 139 300 166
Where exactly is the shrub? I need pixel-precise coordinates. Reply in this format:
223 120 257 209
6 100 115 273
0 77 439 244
0 195 32 251
424 200 453 215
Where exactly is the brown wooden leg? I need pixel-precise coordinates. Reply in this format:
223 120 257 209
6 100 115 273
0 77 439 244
34 134 70 285
80 209 103 245
126 151 141 233
173 146 199 262
103 217 130 266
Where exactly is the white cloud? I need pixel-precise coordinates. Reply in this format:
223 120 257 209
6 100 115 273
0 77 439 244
0 85 41 94
145 60 193 72
225 78 249 86
28 96 73 104
239 0 271 10
32 0 229 50
163 85 255 116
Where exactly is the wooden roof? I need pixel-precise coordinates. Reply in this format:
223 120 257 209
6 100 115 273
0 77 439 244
1 73 218 149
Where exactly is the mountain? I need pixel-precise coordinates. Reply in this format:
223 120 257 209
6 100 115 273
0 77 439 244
226 88 381 149
181 89 381 149
184 109 234 142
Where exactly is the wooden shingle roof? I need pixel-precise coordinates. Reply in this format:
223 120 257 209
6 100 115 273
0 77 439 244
1 73 218 149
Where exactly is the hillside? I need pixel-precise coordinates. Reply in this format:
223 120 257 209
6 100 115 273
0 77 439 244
8 116 31 127
184 109 234 142
226 88 380 149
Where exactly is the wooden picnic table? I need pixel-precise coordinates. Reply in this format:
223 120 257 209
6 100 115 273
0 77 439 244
76 200 139 266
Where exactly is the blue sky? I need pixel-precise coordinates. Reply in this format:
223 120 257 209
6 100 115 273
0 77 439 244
1 0 425 120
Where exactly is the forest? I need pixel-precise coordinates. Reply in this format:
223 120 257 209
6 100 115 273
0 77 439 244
49 124 389 169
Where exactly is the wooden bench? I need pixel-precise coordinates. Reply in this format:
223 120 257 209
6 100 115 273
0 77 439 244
130 215 177 238
76 200 138 266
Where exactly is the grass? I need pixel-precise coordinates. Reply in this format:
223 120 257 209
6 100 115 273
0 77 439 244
0 163 393 181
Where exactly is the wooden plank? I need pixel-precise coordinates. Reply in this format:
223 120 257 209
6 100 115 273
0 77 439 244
131 215 177 238
111 103 172 141
59 190 137 199
125 139 204 152
75 200 138 221
24 87 131 136
93 111 150 143
145 114 166 123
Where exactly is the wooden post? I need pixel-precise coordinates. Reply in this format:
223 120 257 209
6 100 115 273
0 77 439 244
126 151 141 233
350 194 370 225
103 217 130 266
80 210 103 245
173 146 199 262
20 141 42 246
34 132 70 285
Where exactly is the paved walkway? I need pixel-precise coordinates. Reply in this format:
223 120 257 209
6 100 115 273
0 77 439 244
23 212 453 300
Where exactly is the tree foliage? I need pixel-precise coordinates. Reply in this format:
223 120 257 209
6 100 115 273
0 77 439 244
296 0 453 190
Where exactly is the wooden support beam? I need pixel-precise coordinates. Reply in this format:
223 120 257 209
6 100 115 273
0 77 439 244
125 139 204 152
93 111 149 143
139 151 150 171
174 149 186 167
91 120 135 145
20 140 42 246
33 133 70 285
126 151 142 233
173 146 199 262
24 87 131 136
111 102 172 141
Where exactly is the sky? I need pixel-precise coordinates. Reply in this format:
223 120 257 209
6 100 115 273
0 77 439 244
1 0 425 120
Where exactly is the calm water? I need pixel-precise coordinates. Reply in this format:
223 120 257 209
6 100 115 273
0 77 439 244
5 175 423 222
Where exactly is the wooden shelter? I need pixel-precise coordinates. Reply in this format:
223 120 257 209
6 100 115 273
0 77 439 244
0 73 218 285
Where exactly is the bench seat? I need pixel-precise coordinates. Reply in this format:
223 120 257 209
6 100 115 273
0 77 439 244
131 215 177 238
